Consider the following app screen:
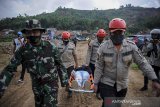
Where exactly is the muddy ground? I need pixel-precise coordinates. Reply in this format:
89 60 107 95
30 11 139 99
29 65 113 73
0 41 158 107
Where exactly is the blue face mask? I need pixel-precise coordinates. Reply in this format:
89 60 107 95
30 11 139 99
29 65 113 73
110 35 124 45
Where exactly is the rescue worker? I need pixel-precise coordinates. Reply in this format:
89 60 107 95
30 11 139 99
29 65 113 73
13 31 25 53
0 19 68 107
94 18 160 107
86 29 107 99
57 31 78 98
140 29 160 91
13 31 26 83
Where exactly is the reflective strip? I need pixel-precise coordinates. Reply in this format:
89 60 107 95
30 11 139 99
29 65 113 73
68 48 74 50
69 88 94 93
103 53 114 57
93 45 99 48
90 59 96 63
122 50 133 56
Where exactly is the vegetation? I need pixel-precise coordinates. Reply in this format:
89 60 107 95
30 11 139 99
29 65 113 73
131 63 139 70
0 34 14 42
0 5 160 34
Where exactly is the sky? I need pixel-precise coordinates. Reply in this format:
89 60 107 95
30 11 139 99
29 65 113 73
0 0 160 19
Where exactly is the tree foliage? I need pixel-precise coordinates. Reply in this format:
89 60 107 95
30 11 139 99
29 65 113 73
0 6 160 34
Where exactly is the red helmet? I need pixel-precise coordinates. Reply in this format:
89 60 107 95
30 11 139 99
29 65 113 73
109 18 126 32
62 31 71 39
97 29 107 37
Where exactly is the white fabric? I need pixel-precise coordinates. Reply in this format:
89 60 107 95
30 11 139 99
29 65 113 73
72 70 90 87
14 38 24 51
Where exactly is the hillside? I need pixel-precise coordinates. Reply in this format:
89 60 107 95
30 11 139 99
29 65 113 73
0 6 160 33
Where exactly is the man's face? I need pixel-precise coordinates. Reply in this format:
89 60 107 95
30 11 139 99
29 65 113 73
151 34 160 44
25 29 42 37
109 30 125 45
62 38 70 42
97 36 104 42
110 30 124 36
18 35 23 39
24 29 42 45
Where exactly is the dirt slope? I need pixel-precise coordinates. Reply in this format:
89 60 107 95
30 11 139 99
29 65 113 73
0 41 157 107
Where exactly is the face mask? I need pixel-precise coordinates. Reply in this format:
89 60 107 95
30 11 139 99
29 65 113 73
63 38 69 45
110 35 124 45
97 37 104 44
63 40 69 45
151 34 160 40
27 36 41 44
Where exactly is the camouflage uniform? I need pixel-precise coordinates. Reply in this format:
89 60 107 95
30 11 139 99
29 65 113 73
0 33 68 107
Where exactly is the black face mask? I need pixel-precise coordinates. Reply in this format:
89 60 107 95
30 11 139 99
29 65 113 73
151 34 160 40
97 37 104 44
63 40 69 45
27 36 41 44
110 35 124 45
153 44 158 58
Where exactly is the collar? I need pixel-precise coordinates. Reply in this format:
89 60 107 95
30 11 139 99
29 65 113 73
96 38 104 45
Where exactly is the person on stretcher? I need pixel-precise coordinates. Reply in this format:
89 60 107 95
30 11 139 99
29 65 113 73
69 65 94 90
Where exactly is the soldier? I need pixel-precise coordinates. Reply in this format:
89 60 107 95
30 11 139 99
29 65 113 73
86 29 107 99
94 18 160 107
140 29 160 91
0 19 68 107
57 31 78 98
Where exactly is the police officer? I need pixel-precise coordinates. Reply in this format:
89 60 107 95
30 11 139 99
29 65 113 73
57 31 78 98
0 19 68 107
86 29 107 99
140 29 160 91
94 18 160 107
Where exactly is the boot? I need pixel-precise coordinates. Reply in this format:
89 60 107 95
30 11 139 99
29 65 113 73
96 93 102 100
140 86 148 91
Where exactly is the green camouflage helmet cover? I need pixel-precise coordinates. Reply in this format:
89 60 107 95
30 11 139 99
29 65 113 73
21 19 45 33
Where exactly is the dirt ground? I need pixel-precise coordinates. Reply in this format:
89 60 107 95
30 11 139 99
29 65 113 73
0 41 158 107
